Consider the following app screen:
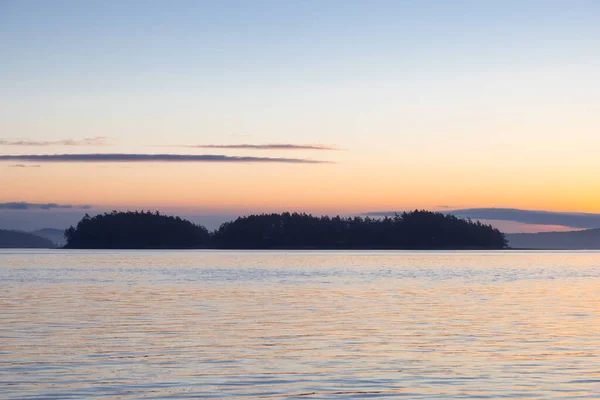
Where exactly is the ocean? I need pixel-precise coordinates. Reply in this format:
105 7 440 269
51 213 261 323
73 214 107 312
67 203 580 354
2 249 600 399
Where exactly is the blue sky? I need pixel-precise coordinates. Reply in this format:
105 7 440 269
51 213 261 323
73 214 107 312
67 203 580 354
2 0 598 148
1 0 600 231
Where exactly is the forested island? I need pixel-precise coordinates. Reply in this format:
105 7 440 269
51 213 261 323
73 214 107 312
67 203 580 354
63 210 507 249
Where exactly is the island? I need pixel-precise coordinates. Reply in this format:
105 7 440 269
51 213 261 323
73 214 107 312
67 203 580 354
63 210 507 249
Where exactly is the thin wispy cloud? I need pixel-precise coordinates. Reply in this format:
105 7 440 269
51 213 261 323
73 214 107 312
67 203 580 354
185 144 340 151
0 153 331 164
0 202 93 210
0 137 110 146
9 164 41 168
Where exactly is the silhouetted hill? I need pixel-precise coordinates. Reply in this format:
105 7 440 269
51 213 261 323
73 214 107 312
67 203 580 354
212 211 507 249
0 229 55 248
507 229 600 249
64 211 211 249
31 228 66 247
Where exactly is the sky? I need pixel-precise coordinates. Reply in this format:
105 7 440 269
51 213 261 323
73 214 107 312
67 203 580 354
1 1 600 231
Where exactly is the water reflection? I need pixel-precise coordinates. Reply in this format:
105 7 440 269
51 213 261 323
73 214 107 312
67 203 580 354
1 250 600 398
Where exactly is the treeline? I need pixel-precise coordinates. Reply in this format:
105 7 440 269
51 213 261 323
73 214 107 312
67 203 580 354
64 210 507 249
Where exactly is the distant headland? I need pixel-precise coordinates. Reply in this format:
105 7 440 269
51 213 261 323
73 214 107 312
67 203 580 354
63 210 507 250
0 229 55 249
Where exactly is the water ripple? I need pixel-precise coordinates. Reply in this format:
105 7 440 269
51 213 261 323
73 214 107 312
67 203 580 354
2 250 600 398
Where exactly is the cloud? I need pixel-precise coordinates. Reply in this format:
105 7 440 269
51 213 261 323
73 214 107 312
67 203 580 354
363 208 600 229
0 153 330 164
9 164 41 168
0 202 93 210
184 144 340 151
448 208 600 229
0 137 110 146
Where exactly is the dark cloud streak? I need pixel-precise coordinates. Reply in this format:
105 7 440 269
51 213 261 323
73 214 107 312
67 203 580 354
185 144 340 151
0 202 93 211
0 137 109 146
365 208 600 229
0 153 330 164
449 208 600 229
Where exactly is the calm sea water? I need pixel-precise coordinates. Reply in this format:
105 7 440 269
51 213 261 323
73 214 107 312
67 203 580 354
2 250 600 399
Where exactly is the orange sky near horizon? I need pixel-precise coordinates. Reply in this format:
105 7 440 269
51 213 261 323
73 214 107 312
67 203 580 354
2 157 600 215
